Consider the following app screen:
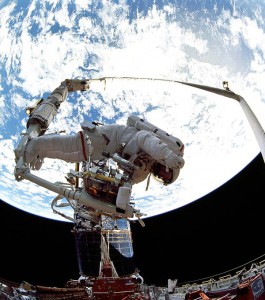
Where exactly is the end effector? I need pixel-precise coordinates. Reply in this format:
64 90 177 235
65 78 90 92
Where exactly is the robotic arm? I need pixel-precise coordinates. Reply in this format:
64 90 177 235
14 79 90 174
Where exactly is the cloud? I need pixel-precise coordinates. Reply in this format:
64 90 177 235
0 0 263 221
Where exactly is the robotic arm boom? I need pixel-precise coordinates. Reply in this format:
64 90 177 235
14 79 90 182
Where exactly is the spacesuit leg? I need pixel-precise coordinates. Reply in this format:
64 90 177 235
24 132 91 170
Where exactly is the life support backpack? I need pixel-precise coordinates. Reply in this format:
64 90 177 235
126 115 184 157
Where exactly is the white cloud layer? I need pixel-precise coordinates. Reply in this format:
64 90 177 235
0 0 265 222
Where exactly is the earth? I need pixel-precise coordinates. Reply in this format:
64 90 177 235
0 0 265 222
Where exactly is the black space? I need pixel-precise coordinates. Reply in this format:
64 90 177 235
1 153 265 287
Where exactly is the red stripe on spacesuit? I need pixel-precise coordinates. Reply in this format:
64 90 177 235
180 144 184 155
79 131 88 161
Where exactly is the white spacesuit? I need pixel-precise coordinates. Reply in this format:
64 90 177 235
24 80 185 185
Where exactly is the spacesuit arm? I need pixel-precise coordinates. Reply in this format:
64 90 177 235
135 131 185 169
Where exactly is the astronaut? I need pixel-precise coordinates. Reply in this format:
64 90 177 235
23 80 185 186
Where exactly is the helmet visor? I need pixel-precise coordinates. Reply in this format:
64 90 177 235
152 163 173 184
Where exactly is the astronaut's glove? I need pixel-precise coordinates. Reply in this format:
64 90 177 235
65 79 90 92
22 140 43 170
30 156 44 170
164 152 185 169
25 150 44 171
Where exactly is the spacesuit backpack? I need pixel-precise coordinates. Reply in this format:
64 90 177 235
126 115 184 157
126 115 184 185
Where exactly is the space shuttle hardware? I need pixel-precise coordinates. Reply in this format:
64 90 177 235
73 217 136 278
1 250 265 300
66 215 151 300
